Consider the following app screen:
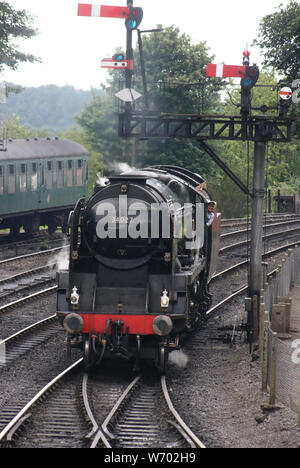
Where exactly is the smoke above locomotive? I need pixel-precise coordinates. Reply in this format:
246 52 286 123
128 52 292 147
57 165 221 372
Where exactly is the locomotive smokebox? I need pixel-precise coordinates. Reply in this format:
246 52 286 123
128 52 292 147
63 313 84 334
152 315 173 336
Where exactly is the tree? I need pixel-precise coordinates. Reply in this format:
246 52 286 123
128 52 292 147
0 1 39 75
253 1 300 80
59 124 104 195
78 26 225 179
0 114 49 138
1 84 98 130
209 69 300 217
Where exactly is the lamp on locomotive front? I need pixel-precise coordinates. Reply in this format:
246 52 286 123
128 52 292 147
161 290 170 311
70 286 80 308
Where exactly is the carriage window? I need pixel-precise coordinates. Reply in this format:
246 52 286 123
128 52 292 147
8 165 15 194
57 161 63 188
20 163 27 192
0 166 3 194
67 160 73 187
31 162 38 191
76 160 83 186
46 160 53 189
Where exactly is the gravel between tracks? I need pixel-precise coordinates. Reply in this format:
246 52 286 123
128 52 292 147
168 298 300 448
2 243 300 447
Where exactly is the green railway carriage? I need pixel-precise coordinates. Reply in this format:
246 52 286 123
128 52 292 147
0 138 89 235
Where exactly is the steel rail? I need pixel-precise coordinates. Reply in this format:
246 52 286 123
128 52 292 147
0 285 57 315
0 246 67 266
161 375 206 448
207 267 278 316
81 373 111 447
0 314 57 347
0 263 56 287
90 373 205 449
0 358 83 443
94 375 141 448
221 214 300 225
213 241 299 280
219 225 300 254
221 218 300 239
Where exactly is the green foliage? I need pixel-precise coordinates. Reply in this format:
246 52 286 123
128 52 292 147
78 26 225 180
211 69 300 217
0 1 39 74
59 124 103 195
2 84 99 130
253 0 300 141
76 91 123 170
0 115 49 139
253 0 300 80
75 24 300 219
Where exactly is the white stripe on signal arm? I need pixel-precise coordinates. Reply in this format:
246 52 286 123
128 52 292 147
92 5 101 16
216 64 224 78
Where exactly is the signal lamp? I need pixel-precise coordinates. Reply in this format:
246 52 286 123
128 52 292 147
113 53 125 62
241 65 259 89
125 6 143 30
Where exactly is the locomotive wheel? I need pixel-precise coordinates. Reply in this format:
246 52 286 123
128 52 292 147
83 334 94 369
157 338 169 374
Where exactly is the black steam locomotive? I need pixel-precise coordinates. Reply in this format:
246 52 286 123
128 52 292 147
56 166 220 372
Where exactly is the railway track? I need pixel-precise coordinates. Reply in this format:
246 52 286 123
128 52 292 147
0 286 58 368
0 263 56 307
0 215 299 448
221 214 300 231
0 232 67 261
0 362 205 448
88 372 205 449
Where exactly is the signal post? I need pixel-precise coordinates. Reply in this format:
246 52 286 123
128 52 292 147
77 2 295 345
248 141 266 341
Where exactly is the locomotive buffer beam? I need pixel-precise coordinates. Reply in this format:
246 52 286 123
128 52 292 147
118 112 293 143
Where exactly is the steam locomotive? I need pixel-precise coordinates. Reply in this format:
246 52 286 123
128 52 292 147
56 165 221 372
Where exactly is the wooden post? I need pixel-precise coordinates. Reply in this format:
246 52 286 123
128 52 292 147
252 295 259 342
272 304 287 333
269 331 277 406
277 297 292 333
259 301 265 358
262 313 270 392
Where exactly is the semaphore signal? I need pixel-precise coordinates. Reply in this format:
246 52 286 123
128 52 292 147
78 4 130 18
206 63 247 79
77 3 143 29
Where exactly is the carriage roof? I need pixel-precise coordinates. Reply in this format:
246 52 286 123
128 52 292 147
0 138 88 161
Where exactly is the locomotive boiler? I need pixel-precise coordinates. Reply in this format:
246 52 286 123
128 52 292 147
56 165 221 372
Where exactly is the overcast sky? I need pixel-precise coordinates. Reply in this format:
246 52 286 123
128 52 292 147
3 0 290 90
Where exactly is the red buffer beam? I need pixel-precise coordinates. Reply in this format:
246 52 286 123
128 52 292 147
78 3 130 18
206 63 246 78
